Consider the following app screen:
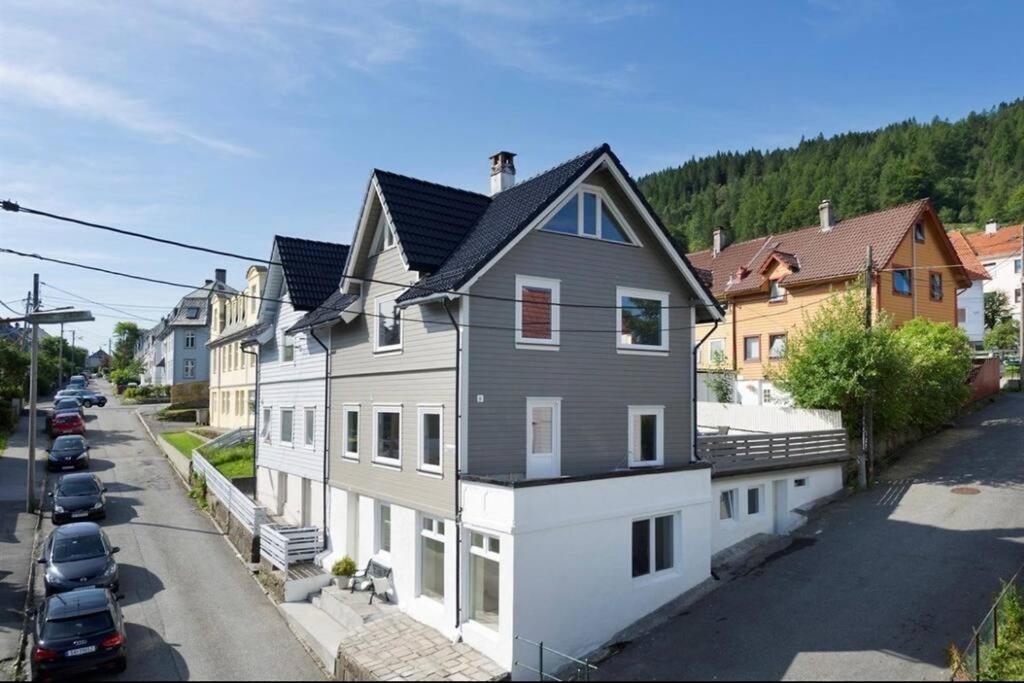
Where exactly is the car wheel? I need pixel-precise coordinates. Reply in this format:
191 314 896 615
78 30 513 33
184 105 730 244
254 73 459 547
84 401 92 408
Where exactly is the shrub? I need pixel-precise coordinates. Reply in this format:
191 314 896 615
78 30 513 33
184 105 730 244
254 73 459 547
332 557 357 577
189 473 207 508
985 319 1020 352
894 318 973 431
123 387 138 399
156 408 196 422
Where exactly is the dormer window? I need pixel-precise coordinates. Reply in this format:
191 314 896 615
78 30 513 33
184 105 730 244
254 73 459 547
769 280 786 303
541 187 635 245
186 307 200 319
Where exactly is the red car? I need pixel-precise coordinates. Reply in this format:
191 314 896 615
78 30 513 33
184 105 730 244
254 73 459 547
50 413 86 438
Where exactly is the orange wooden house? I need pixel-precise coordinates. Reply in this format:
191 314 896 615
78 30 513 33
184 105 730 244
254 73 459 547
688 199 972 405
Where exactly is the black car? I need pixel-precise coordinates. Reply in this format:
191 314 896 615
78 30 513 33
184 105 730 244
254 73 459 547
50 473 106 524
40 523 120 596
46 436 91 472
31 587 127 679
55 388 107 408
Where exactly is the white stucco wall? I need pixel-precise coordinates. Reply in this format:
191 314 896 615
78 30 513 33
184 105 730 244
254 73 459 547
981 254 1023 322
958 279 986 344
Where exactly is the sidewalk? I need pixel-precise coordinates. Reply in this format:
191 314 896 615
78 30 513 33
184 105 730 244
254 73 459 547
0 412 45 680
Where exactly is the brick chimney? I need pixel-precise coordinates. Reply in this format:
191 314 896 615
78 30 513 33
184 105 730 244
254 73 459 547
819 199 835 232
489 151 516 196
215 268 227 284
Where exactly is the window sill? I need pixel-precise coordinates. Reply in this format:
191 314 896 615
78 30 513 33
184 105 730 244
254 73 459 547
631 567 681 587
515 342 559 351
416 468 443 479
617 347 669 357
629 460 664 469
342 454 360 462
373 348 403 357
371 459 402 472
892 291 912 298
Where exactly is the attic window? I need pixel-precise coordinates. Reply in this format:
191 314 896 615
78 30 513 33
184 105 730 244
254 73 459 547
541 187 634 245
373 214 397 254
186 307 200 319
914 223 925 243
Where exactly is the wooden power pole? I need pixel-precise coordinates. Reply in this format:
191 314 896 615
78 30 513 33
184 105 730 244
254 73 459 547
860 246 873 488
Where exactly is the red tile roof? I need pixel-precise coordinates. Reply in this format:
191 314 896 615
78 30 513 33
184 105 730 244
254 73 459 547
948 231 992 281
688 199 971 297
962 224 1023 259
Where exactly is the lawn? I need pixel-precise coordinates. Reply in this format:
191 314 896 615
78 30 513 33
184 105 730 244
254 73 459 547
199 443 254 480
162 431 206 458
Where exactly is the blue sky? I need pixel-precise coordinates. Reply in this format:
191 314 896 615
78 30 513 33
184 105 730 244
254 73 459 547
1 0 1022 348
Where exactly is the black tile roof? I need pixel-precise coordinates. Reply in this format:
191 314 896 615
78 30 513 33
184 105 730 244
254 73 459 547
275 236 351 311
375 171 491 273
396 144 610 304
286 291 359 334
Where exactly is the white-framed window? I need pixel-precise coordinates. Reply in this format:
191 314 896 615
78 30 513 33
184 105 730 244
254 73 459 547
769 279 786 303
617 287 669 352
628 406 664 467
260 407 272 443
526 397 561 479
419 516 445 602
468 531 501 631
280 407 294 445
631 513 675 578
540 185 636 246
747 485 765 516
794 478 808 488
210 391 218 415
282 334 295 362
373 214 397 253
342 405 360 460
769 334 787 360
374 294 402 353
417 406 443 474
185 330 196 349
372 405 402 465
304 407 316 448
707 338 726 365
377 503 392 555
515 275 560 347
719 489 738 521
183 358 195 379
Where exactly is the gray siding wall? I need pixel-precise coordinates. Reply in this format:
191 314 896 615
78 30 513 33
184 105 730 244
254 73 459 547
466 168 696 477
328 244 458 519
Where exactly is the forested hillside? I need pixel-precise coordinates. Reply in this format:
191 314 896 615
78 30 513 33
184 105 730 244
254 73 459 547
639 99 1024 251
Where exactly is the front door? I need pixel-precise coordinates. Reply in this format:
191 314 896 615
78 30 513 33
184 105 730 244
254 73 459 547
526 398 561 480
773 479 788 534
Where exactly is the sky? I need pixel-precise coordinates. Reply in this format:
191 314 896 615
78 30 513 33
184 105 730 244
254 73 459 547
1 0 1023 349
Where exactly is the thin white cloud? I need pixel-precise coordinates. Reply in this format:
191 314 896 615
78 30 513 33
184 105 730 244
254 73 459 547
0 63 256 156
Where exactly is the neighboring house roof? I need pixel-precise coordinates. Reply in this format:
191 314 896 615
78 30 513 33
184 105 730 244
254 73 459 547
167 297 211 326
962 224 1023 259
286 291 359 335
948 232 992 281
274 236 351 311
689 199 970 297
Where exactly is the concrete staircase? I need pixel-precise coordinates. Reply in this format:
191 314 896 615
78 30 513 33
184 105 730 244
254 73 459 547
312 584 394 630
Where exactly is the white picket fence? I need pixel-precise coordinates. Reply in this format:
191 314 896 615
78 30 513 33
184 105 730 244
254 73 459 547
260 524 323 572
191 450 269 535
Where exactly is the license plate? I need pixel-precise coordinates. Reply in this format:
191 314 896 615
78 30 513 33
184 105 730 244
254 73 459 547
71 511 88 518
62 466 74 471
66 646 96 657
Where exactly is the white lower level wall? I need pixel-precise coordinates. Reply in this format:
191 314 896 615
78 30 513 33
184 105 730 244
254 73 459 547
711 463 844 555
256 465 325 528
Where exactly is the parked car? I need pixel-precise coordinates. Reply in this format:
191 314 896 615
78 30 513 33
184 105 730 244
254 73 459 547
55 388 107 408
31 587 127 679
46 435 91 472
49 413 86 438
50 473 106 524
40 523 120 596
67 375 87 390
47 397 84 426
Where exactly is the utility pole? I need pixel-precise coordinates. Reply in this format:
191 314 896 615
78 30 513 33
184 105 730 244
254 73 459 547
1019 230 1023 391
860 246 873 488
71 330 77 376
58 322 65 389
21 291 30 352
26 274 39 513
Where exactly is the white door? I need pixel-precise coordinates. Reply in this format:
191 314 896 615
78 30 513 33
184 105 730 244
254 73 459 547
772 479 788 534
301 478 312 527
526 398 561 480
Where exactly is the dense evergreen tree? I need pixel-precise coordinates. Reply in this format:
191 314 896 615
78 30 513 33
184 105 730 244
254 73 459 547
638 100 1024 251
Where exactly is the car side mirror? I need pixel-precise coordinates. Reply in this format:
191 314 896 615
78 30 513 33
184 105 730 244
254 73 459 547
37 558 47 565
111 547 120 554
101 487 108 493
115 593 125 601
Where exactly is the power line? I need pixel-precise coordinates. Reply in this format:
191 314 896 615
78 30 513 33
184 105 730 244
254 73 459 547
41 282 161 322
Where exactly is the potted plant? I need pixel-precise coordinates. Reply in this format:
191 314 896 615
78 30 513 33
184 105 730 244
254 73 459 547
331 556 357 588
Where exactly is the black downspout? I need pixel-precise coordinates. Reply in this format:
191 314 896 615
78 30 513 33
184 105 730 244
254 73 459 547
442 300 462 633
242 344 260 499
693 318 719 463
310 328 331 552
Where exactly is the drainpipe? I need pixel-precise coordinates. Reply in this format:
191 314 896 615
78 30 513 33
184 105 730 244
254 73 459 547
693 318 720 463
241 343 259 499
441 299 463 634
309 328 331 552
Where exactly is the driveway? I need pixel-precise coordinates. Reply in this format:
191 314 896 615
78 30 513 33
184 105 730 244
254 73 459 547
600 393 1024 681
35 383 323 680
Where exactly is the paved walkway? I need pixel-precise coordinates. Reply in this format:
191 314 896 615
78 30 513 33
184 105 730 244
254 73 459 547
600 393 1024 681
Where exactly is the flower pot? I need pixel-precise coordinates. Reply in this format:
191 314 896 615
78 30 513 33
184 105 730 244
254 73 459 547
334 576 354 589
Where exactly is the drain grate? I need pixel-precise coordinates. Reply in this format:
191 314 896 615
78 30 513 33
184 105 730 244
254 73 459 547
951 487 981 495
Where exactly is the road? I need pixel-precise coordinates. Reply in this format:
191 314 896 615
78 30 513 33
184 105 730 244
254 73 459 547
37 383 324 680
600 392 1024 681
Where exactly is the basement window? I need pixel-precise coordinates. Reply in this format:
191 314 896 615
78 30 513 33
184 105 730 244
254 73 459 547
631 514 675 578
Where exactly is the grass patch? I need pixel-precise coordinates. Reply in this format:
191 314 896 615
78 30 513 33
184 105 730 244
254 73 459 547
981 585 1024 680
199 442 254 480
162 431 206 458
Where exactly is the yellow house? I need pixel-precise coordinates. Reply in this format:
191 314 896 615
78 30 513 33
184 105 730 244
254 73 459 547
688 199 971 405
208 265 268 429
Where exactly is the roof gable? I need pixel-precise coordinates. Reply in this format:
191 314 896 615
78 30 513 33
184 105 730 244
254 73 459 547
963 224 1023 259
948 231 992 281
274 236 351 311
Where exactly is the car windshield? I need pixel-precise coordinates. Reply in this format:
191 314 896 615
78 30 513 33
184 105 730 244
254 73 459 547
52 534 106 562
55 400 79 409
58 479 99 496
55 414 79 423
52 439 84 453
43 612 113 640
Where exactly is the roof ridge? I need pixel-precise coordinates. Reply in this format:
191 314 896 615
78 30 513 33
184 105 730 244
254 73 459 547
373 169 491 201
274 234 350 249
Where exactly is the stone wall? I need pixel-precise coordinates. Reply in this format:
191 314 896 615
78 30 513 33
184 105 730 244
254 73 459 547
191 471 260 562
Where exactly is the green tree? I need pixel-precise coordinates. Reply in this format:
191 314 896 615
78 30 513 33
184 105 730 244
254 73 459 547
112 321 143 370
893 319 973 431
703 350 735 403
985 291 1013 329
0 339 29 398
985 319 1020 351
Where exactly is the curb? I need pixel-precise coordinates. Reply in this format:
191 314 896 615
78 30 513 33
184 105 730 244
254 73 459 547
13 502 43 681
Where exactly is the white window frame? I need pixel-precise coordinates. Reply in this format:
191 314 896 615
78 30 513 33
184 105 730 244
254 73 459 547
279 407 295 446
769 280 786 302
616 286 670 353
372 404 403 466
631 512 677 580
260 407 272 443
377 503 392 558
183 358 196 379
303 407 316 449
515 275 561 348
342 404 360 461
719 488 738 521
627 405 665 468
467 530 501 630
374 293 403 354
185 330 196 349
282 334 295 362
747 485 765 516
417 405 444 475
540 184 642 246
708 338 726 364
419 516 446 602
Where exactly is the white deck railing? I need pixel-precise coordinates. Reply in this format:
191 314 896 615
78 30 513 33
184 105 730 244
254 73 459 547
191 449 269 535
259 524 323 572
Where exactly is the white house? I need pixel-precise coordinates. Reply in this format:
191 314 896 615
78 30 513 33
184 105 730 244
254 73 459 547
949 231 992 348
964 222 1023 323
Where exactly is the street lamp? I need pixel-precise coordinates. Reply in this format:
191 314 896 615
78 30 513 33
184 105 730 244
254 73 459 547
23 307 94 513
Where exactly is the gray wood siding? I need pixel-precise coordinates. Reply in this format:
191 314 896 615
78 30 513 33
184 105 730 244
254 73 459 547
466 167 696 477
328 244 458 518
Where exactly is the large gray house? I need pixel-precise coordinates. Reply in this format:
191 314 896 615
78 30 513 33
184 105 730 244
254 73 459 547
276 145 724 673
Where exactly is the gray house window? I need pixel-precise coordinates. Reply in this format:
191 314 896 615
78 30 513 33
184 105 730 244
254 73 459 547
183 358 195 379
185 331 196 349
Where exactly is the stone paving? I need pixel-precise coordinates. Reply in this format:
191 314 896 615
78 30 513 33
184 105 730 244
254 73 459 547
336 613 506 681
